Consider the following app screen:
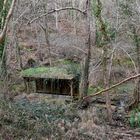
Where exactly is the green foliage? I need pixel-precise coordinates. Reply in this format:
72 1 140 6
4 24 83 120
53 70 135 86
129 108 140 128
0 0 11 29
134 36 140 47
0 0 4 28
119 0 135 17
65 62 81 78
88 86 103 95
116 83 134 94
119 0 139 47
91 0 102 18
118 57 134 68
0 0 11 61
95 22 116 47
120 3 133 17
92 0 116 47
10 83 25 94
0 39 5 58
127 25 140 46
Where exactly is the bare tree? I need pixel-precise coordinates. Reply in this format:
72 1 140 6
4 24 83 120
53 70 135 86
119 0 140 108
92 0 113 122
0 0 17 43
0 0 17 76
133 26 140 107
79 0 91 98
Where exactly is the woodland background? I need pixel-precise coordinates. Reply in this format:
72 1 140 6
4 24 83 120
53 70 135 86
0 0 140 139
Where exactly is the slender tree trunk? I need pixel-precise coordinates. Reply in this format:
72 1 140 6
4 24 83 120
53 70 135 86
0 0 17 76
0 41 7 77
0 0 7 76
133 27 140 107
13 23 23 69
102 46 112 122
0 0 17 43
43 5 52 66
55 1 59 30
95 0 112 122
1 0 8 28
80 0 91 97
72 0 77 34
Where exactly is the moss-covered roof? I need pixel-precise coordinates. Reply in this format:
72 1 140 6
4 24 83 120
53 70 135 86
21 61 80 80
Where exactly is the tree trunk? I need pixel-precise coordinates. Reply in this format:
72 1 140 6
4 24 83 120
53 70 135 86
0 0 17 75
13 23 23 69
43 5 52 66
0 0 17 43
133 27 140 107
0 39 7 77
55 1 59 30
0 0 7 76
95 0 112 122
1 0 8 28
103 46 112 123
80 0 91 98
72 0 77 34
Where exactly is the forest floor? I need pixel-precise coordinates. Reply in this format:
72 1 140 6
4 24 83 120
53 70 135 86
0 93 140 140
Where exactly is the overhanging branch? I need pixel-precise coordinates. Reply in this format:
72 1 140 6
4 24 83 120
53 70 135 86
29 7 86 24
83 74 140 101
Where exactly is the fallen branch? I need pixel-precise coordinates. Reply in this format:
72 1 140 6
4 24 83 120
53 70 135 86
83 74 140 101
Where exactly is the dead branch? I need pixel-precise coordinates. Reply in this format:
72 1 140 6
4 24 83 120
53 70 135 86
83 74 140 101
29 7 86 24
0 0 17 44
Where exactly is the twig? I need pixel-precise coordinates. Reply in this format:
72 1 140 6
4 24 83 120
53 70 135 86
83 74 140 100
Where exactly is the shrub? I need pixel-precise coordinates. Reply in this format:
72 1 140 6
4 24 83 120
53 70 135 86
129 108 140 128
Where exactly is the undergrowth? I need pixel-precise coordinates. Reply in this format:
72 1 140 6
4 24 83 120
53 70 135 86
88 86 103 95
0 99 79 140
116 83 134 94
0 98 110 140
129 106 140 128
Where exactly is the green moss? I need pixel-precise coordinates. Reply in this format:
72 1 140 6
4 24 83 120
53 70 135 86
22 67 48 76
21 62 81 79
21 66 68 77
